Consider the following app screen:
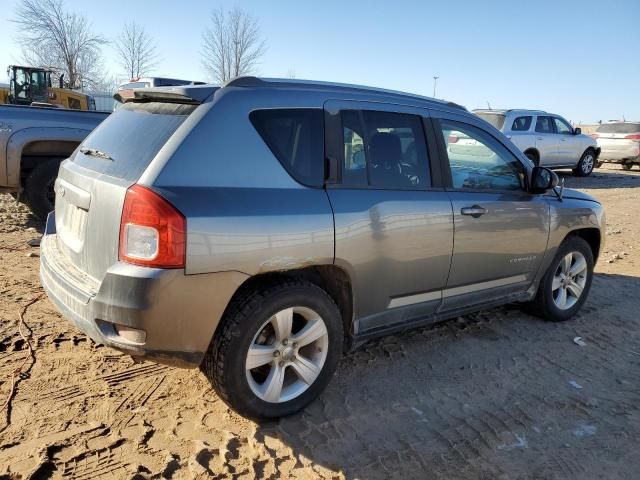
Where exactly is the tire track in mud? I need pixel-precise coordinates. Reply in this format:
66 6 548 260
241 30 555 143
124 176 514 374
60 439 131 480
111 375 167 430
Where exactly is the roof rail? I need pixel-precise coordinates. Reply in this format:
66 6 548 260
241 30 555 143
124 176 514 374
473 108 547 114
223 76 467 111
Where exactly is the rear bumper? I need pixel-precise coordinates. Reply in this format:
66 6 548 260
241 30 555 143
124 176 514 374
40 213 248 368
599 145 640 162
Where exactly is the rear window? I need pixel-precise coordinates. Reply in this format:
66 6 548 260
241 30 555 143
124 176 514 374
250 109 324 187
596 123 640 134
475 113 506 130
119 82 150 89
73 102 196 180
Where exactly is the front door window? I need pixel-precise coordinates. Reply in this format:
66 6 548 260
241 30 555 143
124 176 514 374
438 120 525 191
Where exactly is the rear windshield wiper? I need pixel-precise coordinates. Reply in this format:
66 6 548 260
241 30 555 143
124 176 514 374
79 147 113 161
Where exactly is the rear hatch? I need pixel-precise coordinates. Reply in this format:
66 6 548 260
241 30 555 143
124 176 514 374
54 98 202 284
594 122 640 152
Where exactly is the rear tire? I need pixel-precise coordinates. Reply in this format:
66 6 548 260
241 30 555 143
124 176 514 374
201 279 343 419
622 163 633 171
526 236 594 322
573 149 595 176
24 158 61 221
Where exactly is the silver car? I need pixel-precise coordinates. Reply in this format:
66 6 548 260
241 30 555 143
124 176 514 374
40 78 605 419
474 109 600 176
592 121 640 170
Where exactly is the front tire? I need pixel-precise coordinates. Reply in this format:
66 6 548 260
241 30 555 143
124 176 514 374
202 279 343 419
573 150 595 177
527 236 594 322
621 163 633 171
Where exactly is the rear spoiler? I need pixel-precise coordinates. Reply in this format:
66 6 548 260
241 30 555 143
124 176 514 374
113 85 218 105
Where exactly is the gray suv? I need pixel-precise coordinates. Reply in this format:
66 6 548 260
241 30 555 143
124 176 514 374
40 78 605 419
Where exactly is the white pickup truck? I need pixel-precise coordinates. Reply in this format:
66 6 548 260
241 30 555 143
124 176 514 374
0 105 109 219
474 109 600 176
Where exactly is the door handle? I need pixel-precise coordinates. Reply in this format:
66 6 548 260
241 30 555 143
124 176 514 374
461 205 488 218
537 136 543 140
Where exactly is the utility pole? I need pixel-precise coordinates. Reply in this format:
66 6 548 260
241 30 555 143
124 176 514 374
432 76 439 98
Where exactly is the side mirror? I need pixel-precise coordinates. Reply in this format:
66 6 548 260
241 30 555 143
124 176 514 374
574 127 582 135
530 166 559 193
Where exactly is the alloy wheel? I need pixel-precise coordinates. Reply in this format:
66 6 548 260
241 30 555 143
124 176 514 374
552 251 588 310
245 306 329 403
582 154 594 174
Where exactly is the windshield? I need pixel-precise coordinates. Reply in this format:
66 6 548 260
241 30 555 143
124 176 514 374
596 123 640 134
73 102 196 181
475 113 506 130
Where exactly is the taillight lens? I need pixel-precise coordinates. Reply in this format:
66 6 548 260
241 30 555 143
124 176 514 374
625 134 640 140
119 185 185 268
448 135 459 143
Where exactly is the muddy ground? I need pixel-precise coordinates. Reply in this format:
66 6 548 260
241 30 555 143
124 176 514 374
0 165 639 479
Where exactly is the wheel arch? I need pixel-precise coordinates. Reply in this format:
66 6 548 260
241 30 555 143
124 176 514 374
567 228 601 262
5 127 89 188
218 265 355 349
582 146 597 156
524 147 540 164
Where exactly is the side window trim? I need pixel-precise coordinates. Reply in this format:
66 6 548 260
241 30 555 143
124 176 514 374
422 117 445 188
431 116 530 194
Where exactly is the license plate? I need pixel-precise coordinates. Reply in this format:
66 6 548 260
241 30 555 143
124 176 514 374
59 202 87 252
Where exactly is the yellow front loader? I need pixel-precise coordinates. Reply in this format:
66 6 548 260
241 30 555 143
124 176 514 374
3 65 95 110
0 85 8 104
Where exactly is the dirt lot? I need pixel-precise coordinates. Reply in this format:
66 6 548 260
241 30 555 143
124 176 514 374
1 165 639 479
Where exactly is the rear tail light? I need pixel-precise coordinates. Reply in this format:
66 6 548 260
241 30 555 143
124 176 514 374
119 185 185 268
448 135 459 143
625 134 640 140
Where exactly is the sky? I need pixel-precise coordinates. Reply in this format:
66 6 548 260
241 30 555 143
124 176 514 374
0 0 638 123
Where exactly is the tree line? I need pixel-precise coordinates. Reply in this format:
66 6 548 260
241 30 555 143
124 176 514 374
11 0 266 91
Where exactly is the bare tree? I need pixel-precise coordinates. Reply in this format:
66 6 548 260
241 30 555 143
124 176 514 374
12 0 107 90
201 7 266 84
114 22 158 80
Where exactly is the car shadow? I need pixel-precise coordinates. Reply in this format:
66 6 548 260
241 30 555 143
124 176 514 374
250 272 640 478
556 166 640 190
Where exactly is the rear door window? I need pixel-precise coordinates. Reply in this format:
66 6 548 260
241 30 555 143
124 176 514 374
339 110 430 189
511 116 532 131
250 109 324 187
73 102 196 181
535 116 554 133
